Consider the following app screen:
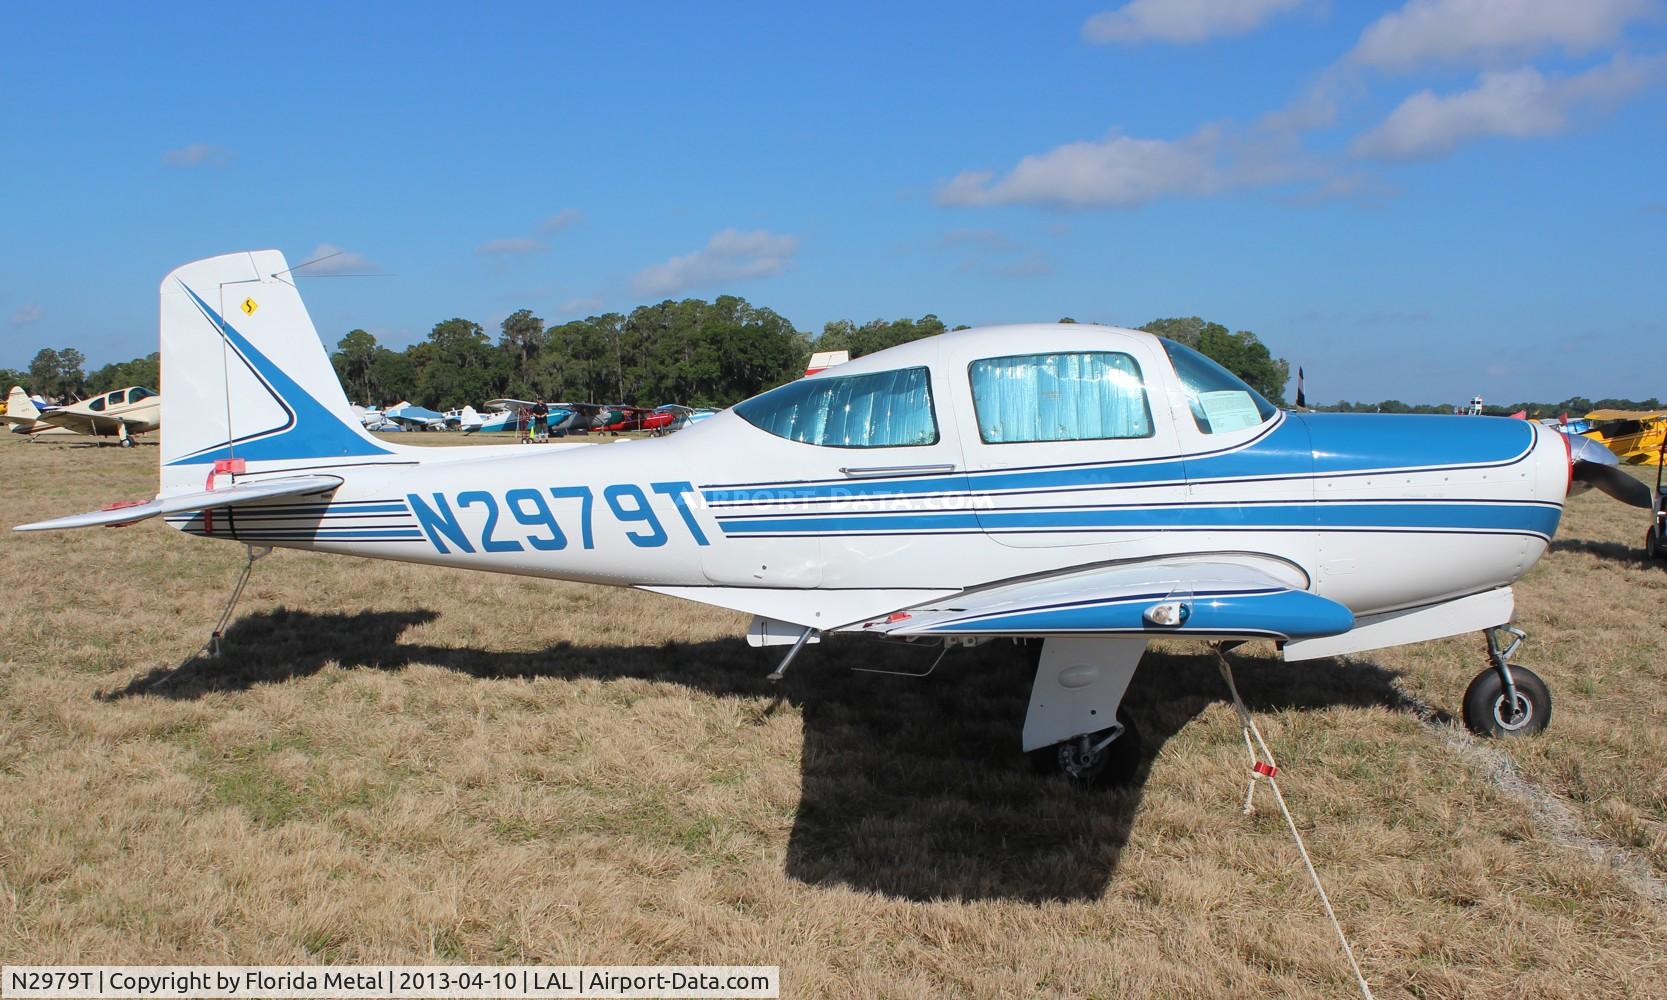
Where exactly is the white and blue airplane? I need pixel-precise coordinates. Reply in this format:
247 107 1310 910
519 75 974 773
15 250 1651 785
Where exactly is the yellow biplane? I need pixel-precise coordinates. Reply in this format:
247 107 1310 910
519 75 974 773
1582 409 1667 465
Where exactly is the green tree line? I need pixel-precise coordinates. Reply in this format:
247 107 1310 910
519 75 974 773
0 348 160 402
11 307 1301 411
1316 396 1662 417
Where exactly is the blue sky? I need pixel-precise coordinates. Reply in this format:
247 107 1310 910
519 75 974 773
2 0 1663 404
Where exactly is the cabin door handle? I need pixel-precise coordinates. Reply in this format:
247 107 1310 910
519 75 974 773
839 464 958 478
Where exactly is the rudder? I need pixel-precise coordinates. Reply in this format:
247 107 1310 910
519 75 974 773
6 387 41 420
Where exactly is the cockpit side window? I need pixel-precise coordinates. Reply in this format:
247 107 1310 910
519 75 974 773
1159 338 1277 434
89 396 106 412
734 366 938 448
127 387 157 401
109 390 127 405
969 352 1153 444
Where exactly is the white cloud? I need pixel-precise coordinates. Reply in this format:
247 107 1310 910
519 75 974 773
1350 0 1652 70
1351 55 1659 159
1084 0 1307 44
631 229 799 297
10 303 42 327
295 244 382 275
938 129 1223 208
162 142 234 168
936 124 1317 209
477 237 547 256
539 209 584 234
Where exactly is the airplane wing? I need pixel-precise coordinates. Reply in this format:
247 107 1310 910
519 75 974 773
13 475 343 532
29 411 150 436
850 559 1355 642
484 398 538 413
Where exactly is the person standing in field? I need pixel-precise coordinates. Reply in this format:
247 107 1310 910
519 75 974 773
530 400 549 443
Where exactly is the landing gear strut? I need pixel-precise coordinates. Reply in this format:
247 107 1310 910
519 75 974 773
1022 637 1146 788
1030 707 1142 787
1461 625 1551 738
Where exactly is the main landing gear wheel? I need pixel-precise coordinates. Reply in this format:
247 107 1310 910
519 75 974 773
1030 708 1142 788
1462 664 1551 738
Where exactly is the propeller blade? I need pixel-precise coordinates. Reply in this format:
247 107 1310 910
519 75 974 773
1572 460 1653 508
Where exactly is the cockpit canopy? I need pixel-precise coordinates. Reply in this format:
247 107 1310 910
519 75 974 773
734 328 1276 449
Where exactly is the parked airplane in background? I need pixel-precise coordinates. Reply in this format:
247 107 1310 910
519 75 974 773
599 406 676 434
383 401 451 431
478 399 573 435
1 385 160 445
655 403 717 431
2 387 78 441
1580 409 1667 465
16 251 1652 787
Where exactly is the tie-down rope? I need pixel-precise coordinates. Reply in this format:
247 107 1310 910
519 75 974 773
1213 646 1375 1000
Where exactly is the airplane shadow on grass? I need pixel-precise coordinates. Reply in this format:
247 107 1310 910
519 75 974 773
1549 537 1656 567
102 607 1419 904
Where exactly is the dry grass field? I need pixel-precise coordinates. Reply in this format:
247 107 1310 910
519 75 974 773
2 430 1665 998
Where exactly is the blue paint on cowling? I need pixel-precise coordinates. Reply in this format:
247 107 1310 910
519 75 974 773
928 587 1355 639
1298 412 1534 475
168 284 393 465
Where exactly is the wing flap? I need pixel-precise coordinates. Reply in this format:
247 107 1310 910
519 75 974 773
13 475 343 532
850 559 1354 641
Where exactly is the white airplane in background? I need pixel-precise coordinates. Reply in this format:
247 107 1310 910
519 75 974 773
15 251 1653 786
2 384 160 446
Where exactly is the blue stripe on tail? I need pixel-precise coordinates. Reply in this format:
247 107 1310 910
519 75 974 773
167 283 392 466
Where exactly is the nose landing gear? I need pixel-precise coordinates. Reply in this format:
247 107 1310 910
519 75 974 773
1461 625 1551 738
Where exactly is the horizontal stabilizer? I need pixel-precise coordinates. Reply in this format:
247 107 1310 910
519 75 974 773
853 559 1354 641
13 475 343 532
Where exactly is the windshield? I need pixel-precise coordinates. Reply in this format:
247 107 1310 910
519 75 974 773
734 367 937 448
1160 338 1277 434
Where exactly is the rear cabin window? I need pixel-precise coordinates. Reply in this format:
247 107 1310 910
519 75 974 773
109 390 127 405
89 396 106 412
734 366 938 448
969 352 1153 443
1159 338 1277 434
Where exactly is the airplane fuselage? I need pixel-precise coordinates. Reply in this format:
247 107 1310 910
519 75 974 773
164 330 1569 633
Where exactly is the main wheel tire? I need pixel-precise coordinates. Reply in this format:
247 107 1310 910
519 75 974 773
1462 665 1551 738
1029 708 1142 788
1647 525 1664 562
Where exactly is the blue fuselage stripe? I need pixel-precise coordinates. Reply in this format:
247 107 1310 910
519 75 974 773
699 414 1536 504
716 502 1561 537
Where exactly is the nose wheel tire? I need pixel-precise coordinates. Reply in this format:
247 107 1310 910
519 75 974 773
1030 707 1142 788
1461 664 1551 738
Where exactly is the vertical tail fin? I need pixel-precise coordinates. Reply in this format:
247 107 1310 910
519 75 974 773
6 387 41 420
159 251 392 488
